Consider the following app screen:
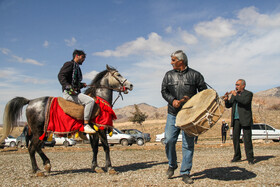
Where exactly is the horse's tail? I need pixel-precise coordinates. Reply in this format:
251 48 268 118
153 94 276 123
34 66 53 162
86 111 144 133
0 97 30 143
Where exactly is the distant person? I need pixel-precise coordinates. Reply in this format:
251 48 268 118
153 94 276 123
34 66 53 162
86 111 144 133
221 120 229 143
161 50 207 184
23 123 30 147
194 136 198 144
58 49 96 133
223 79 255 165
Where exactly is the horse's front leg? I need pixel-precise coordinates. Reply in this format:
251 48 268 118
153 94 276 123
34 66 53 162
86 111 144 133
100 130 118 174
89 133 104 173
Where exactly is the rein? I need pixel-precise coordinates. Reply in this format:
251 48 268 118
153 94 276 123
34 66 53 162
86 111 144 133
86 84 124 107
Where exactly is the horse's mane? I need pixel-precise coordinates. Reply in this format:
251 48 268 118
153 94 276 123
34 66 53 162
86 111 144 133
84 66 117 97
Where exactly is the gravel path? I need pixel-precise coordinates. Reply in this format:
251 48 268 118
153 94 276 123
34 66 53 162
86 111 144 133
0 142 279 186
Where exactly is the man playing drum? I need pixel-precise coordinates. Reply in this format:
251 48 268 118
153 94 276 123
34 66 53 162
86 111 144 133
161 50 207 184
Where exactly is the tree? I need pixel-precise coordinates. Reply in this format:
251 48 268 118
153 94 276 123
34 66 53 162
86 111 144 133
129 104 148 125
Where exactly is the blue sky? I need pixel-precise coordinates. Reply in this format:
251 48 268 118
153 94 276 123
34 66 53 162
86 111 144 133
1 0 280 123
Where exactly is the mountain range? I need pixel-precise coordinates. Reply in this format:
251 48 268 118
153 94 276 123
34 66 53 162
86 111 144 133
254 86 280 97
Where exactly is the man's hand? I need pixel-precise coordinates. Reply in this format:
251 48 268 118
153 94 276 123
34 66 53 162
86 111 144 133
173 96 190 108
231 90 237 96
65 85 77 96
223 92 229 101
79 82 87 89
172 99 181 108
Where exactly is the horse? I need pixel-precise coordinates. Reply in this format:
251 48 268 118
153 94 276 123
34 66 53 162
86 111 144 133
1 65 133 176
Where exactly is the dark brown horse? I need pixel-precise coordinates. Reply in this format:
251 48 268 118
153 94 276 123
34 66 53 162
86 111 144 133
1 65 133 176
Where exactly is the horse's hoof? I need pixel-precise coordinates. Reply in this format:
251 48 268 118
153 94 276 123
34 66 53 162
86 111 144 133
93 166 104 173
108 167 118 175
44 163 51 173
35 171 45 177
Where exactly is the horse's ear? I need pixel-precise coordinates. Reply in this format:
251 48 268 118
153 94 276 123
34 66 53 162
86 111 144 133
106 64 110 71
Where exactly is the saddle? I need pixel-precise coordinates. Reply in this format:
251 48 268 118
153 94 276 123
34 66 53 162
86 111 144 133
57 97 100 120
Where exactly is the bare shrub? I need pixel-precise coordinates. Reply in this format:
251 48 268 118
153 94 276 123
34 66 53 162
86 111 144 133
268 103 280 110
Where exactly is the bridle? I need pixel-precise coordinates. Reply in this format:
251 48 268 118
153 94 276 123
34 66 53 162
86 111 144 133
87 70 128 106
110 70 128 93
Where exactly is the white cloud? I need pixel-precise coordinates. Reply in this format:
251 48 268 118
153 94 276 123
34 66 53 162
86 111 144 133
0 48 11 55
0 68 17 78
84 70 99 80
194 17 236 39
65 37 77 47
1 48 44 66
43 40 49 48
93 32 177 57
0 68 51 85
11 55 44 66
237 6 280 28
179 29 198 44
23 77 48 84
165 26 173 33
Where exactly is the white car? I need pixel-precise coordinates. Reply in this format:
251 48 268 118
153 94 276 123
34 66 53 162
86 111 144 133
3 135 17 147
156 132 182 145
86 128 135 146
230 123 280 142
53 135 76 147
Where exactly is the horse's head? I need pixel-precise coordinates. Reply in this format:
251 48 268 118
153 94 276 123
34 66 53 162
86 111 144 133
106 65 133 94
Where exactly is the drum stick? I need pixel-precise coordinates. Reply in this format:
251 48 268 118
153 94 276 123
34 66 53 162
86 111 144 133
179 96 190 104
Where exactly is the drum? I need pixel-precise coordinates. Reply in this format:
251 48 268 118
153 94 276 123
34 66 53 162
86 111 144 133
176 89 224 137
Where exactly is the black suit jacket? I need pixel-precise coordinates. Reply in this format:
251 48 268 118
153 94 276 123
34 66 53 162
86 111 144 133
225 90 253 127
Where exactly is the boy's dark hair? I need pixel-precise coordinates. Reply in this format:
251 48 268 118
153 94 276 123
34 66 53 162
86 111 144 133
72 49 86 60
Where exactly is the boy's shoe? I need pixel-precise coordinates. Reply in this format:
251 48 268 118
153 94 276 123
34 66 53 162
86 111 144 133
83 124 96 134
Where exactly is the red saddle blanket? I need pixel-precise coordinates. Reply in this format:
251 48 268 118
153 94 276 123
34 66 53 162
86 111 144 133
39 97 117 140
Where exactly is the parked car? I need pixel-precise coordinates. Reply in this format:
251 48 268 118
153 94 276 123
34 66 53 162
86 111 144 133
107 128 135 146
156 132 183 145
53 134 76 147
16 133 27 147
85 128 135 146
121 129 151 146
230 123 280 142
16 132 56 148
43 139 56 147
3 135 17 147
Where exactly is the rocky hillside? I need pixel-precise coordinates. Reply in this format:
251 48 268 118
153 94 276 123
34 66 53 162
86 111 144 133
114 103 167 122
254 86 280 97
253 87 280 110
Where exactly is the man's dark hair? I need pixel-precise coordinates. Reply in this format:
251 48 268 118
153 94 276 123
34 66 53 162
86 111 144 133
72 49 86 60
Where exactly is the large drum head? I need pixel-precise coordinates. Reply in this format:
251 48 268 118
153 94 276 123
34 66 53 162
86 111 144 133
176 89 224 136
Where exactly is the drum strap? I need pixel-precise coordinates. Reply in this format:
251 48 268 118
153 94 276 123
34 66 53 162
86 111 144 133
205 82 214 90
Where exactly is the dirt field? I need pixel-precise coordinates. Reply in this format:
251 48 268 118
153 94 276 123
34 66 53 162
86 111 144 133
1 111 280 187
0 140 279 186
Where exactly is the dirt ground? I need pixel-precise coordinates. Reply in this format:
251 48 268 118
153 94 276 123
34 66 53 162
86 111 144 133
0 140 279 186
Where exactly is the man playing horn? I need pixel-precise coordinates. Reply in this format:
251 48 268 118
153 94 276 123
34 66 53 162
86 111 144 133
58 49 96 133
223 79 255 165
161 50 207 184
